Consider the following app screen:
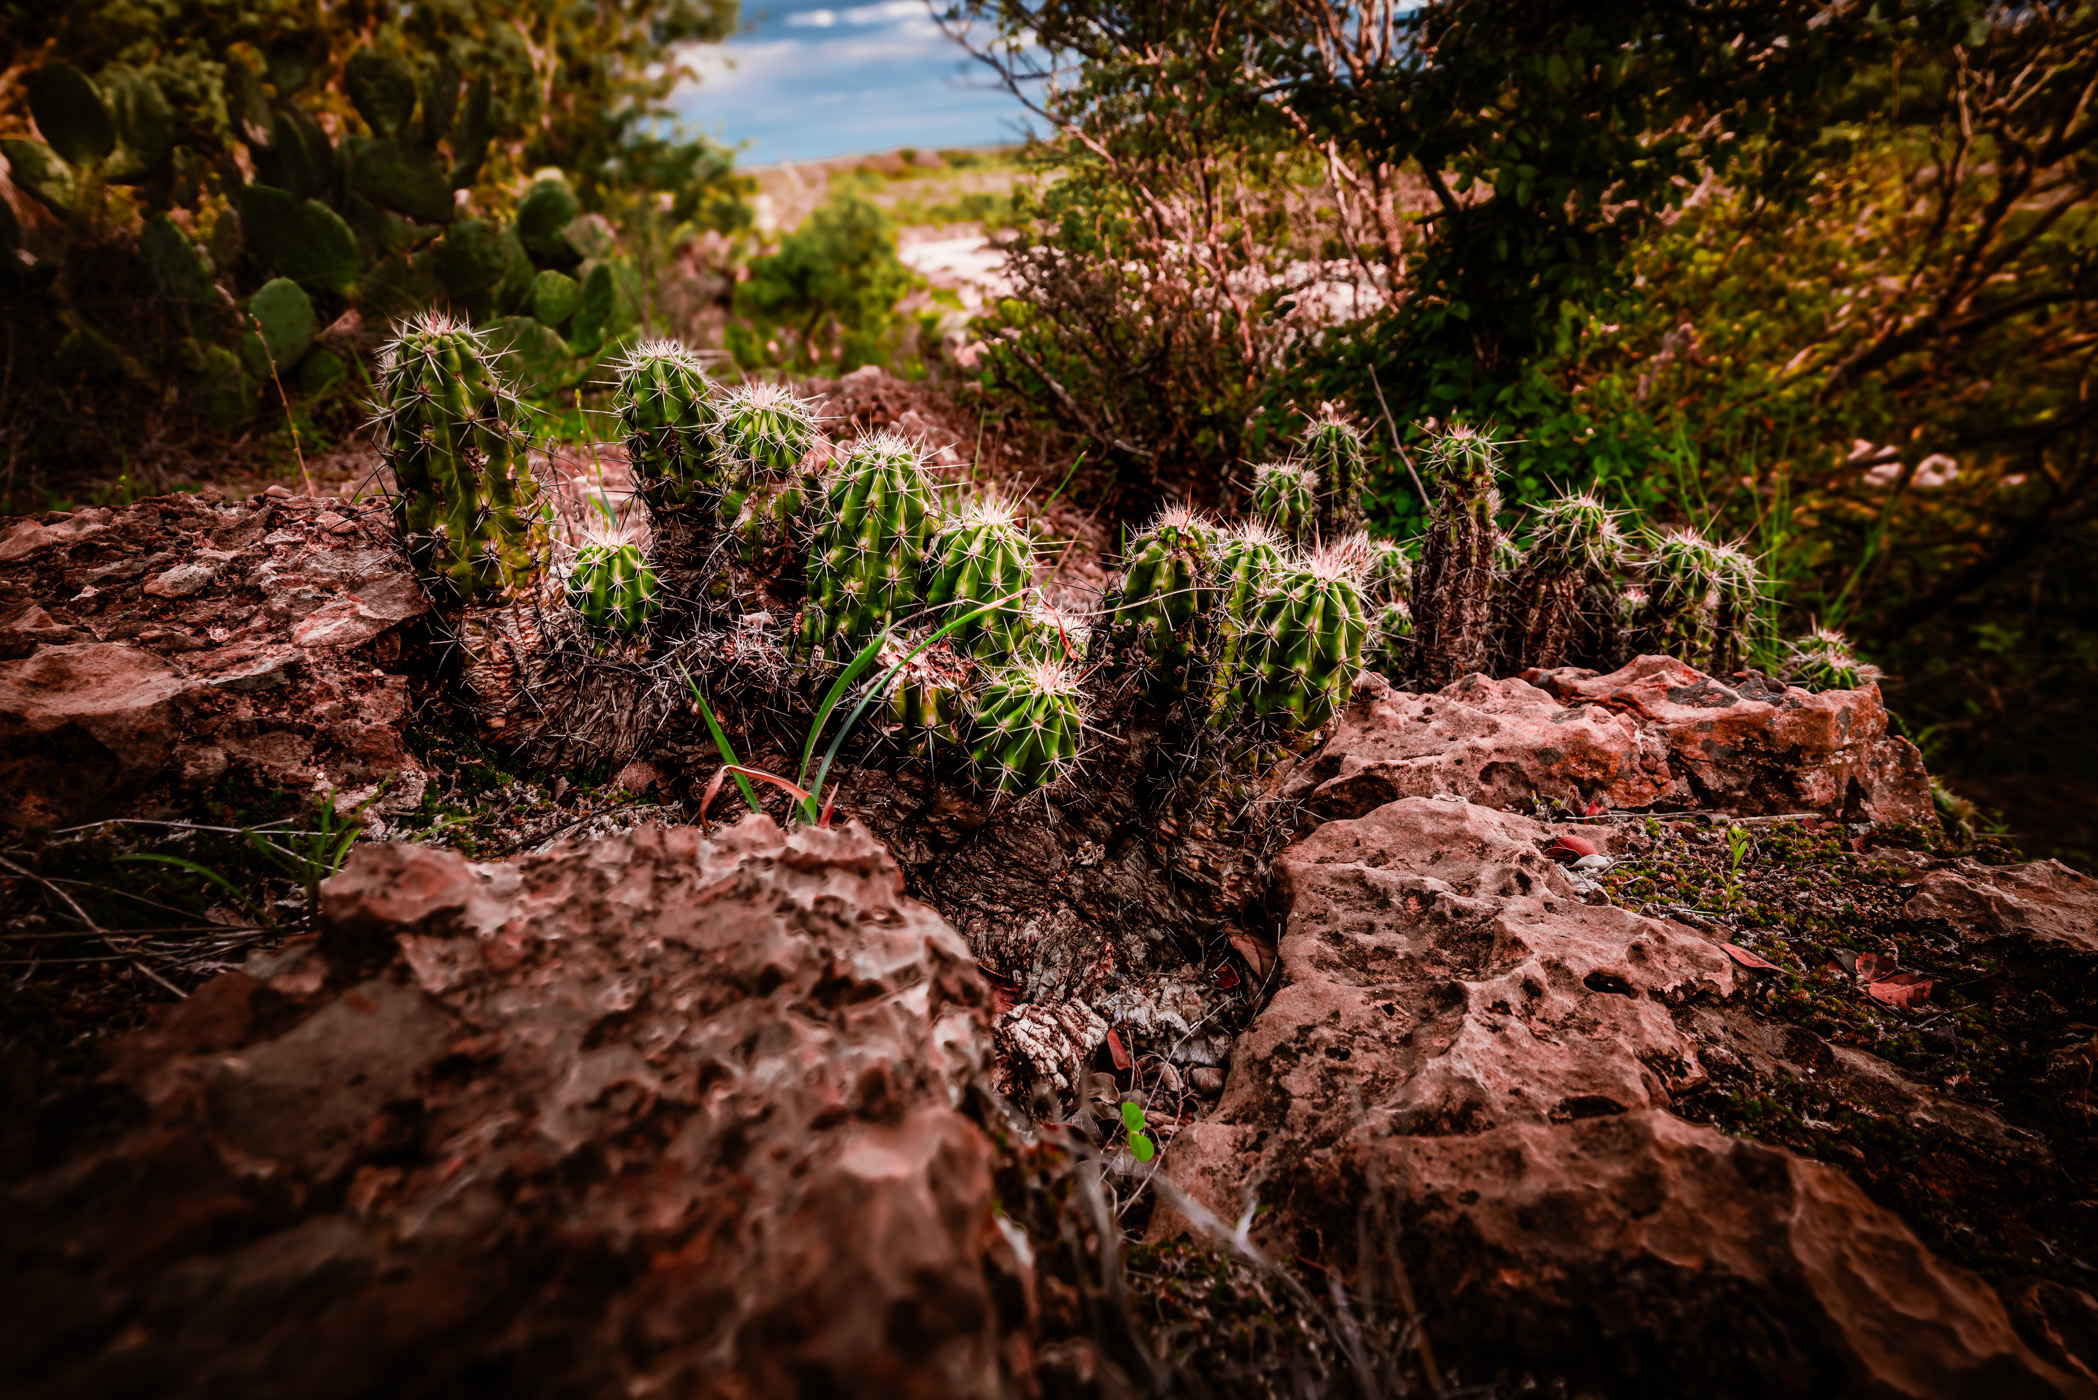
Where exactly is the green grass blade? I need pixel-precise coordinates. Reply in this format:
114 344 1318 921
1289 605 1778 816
114 852 264 925
679 662 760 815
806 589 1030 819
797 629 895 796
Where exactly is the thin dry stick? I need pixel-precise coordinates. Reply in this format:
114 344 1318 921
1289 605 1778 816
1366 361 1429 509
248 312 315 495
0 854 187 999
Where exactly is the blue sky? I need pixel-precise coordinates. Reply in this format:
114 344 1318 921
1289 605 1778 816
674 1 1034 165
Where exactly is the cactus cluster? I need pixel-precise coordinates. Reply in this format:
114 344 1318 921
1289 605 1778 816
1410 424 1502 687
1496 490 1627 674
1642 528 1762 676
376 313 547 603
1778 627 1881 692
1106 505 1220 697
1228 545 1369 731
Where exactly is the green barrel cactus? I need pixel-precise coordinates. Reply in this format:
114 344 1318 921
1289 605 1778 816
1230 545 1368 732
965 659 1084 795
1216 520 1287 622
1778 627 1881 692
1250 460 1317 542
1499 490 1627 673
1106 504 1220 696
1338 532 1412 606
1643 528 1763 676
882 642 972 745
1014 601 1093 667
616 340 719 513
377 312 547 602
1411 423 1500 687
566 539 660 637
924 495 1036 658
799 432 938 662
716 382 824 567
713 380 820 475
1303 406 1369 538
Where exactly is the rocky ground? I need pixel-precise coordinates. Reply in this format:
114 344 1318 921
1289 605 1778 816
4 397 2097 1396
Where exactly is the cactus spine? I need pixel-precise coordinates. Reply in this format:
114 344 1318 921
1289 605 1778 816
1498 490 1626 673
1303 406 1368 538
965 659 1084 795
1231 545 1368 731
377 313 547 603
616 340 718 513
1251 460 1317 542
1014 601 1093 667
566 539 660 637
924 495 1035 658
799 432 937 662
1411 424 1500 687
1107 505 1219 697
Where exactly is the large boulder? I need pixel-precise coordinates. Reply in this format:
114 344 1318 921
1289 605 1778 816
0 489 429 829
1292 658 1931 824
0 818 1026 1398
1163 796 2083 1398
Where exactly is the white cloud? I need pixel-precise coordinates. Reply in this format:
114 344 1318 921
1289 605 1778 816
788 9 837 26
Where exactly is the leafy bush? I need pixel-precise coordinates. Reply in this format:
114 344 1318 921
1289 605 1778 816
728 195 921 374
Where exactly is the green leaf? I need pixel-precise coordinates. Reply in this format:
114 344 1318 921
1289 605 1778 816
1119 1100 1146 1132
240 184 360 295
345 48 420 140
1 139 77 216
297 348 347 395
271 110 315 201
679 664 761 816
27 64 113 168
1129 1132 1155 1163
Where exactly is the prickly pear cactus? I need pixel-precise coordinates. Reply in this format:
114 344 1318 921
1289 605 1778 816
377 312 547 603
616 340 719 512
924 495 1035 658
1778 627 1881 692
1410 423 1500 688
1367 598 1414 679
965 659 1084 795
798 432 938 663
1250 461 1317 542
1231 545 1368 732
1106 505 1219 697
566 539 660 638
1303 406 1368 538
1498 490 1626 673
1643 528 1763 676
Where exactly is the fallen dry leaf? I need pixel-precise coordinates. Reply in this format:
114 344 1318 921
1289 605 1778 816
1104 1027 1131 1071
1867 973 1934 1011
1211 961 1241 990
1855 952 1898 983
1721 942 1782 971
1228 933 1277 982
1546 833 1600 862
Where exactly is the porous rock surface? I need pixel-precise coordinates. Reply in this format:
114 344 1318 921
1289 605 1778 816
1293 658 1931 824
0 817 1024 1398
1905 857 2098 955
0 489 428 828
1163 795 2086 1398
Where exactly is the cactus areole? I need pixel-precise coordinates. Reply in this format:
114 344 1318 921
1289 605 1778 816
378 313 547 604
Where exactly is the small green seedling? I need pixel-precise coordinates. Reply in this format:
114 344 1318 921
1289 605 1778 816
1727 824 1751 874
1120 1100 1156 1163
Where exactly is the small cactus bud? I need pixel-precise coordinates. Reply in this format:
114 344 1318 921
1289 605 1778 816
1778 627 1881 692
